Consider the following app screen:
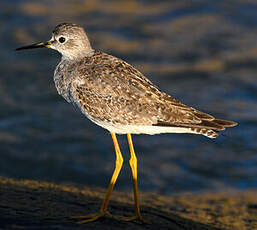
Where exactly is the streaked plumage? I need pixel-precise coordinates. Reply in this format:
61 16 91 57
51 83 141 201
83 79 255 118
52 24 237 138
16 23 237 224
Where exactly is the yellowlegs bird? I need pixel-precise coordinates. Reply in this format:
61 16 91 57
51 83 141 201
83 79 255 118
16 23 237 224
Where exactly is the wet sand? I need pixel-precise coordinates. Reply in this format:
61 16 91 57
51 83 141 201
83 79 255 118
0 176 256 230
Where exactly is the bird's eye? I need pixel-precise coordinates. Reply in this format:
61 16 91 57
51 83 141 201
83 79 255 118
58 37 66 43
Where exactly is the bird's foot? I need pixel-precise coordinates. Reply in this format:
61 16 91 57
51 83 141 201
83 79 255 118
121 215 149 224
71 210 112 224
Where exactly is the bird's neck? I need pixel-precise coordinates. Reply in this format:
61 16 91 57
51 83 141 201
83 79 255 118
61 48 95 61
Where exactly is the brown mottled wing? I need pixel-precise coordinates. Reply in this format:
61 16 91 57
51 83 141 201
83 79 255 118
70 52 236 130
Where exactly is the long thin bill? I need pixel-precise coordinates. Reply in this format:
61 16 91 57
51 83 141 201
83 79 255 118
16 41 51 51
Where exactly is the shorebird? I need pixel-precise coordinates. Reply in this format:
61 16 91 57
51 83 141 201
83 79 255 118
16 23 237 224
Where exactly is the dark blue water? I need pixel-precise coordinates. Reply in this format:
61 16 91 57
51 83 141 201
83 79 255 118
0 0 256 195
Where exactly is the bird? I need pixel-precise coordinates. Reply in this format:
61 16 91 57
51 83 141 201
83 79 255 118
16 23 237 224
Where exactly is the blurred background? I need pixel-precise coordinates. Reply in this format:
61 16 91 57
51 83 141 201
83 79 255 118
0 0 256 195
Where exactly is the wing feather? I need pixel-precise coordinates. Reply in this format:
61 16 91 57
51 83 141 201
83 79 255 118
69 51 237 131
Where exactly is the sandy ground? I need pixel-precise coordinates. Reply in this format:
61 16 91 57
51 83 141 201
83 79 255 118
0 176 256 230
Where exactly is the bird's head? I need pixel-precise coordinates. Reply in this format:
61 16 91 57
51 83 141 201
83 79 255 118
16 23 94 60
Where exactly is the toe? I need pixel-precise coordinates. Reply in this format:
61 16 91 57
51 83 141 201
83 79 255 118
122 215 149 224
70 211 107 224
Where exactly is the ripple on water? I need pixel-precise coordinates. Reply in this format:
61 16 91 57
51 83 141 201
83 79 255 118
0 0 256 194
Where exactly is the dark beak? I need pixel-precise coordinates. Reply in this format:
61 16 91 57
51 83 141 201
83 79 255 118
16 41 52 51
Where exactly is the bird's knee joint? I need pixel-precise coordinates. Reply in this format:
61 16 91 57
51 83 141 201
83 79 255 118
116 157 123 168
129 156 137 167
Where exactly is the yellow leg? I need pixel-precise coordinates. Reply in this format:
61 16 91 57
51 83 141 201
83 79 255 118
100 132 124 212
123 134 148 224
72 132 123 224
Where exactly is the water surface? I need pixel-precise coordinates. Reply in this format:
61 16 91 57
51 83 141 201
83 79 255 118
0 0 256 195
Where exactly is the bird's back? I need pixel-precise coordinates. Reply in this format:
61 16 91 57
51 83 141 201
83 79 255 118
54 50 237 137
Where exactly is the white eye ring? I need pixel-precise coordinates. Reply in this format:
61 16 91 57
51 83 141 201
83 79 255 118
58 37 66 43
